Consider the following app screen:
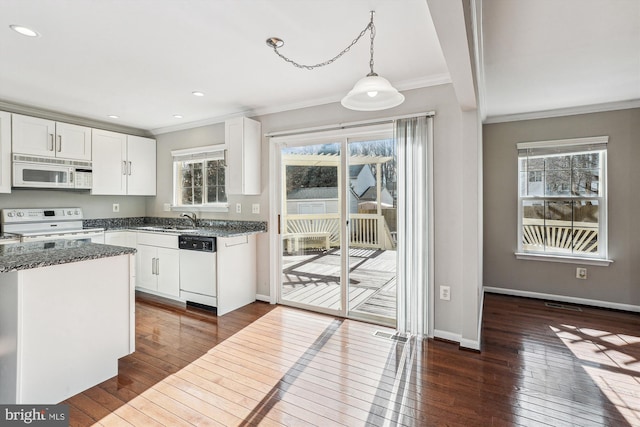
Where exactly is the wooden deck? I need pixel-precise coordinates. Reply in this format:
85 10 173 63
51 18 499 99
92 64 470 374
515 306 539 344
282 248 396 320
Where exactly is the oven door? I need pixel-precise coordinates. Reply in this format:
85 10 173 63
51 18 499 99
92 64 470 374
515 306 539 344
13 162 74 189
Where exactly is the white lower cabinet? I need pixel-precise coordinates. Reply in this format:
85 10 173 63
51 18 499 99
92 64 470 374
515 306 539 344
105 230 137 248
217 234 257 315
136 232 180 298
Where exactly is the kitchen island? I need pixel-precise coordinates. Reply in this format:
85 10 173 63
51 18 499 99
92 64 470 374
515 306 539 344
0 240 136 404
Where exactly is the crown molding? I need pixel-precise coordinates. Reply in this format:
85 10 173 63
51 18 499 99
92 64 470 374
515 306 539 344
484 99 640 124
0 99 151 136
151 74 452 135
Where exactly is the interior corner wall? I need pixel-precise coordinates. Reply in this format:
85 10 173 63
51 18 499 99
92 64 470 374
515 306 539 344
483 108 640 307
460 109 482 349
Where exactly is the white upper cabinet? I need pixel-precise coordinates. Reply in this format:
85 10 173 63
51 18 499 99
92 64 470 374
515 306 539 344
126 135 156 196
92 129 127 195
0 112 11 193
225 117 261 195
92 129 156 196
12 114 91 161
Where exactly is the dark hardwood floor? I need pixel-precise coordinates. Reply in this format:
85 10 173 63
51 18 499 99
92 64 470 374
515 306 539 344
64 293 640 426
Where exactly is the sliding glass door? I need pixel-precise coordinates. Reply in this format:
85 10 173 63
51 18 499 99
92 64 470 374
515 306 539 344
276 125 397 326
280 141 345 314
346 137 397 325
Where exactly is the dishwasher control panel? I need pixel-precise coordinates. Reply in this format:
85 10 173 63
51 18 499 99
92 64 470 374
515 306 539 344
178 235 216 252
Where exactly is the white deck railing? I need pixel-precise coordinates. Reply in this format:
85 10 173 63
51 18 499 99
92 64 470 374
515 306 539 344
283 213 396 251
522 218 599 254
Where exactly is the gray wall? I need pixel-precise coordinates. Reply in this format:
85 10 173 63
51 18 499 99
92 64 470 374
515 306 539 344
483 108 640 306
150 84 483 344
0 191 147 219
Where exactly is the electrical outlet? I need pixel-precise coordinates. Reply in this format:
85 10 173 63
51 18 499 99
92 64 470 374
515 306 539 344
440 285 451 301
236 203 242 213
252 203 260 214
112 203 119 213
163 203 171 212
576 267 587 280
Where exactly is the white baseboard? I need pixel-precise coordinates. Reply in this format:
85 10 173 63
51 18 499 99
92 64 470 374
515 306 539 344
483 286 640 313
433 329 461 344
255 293 272 303
460 338 481 351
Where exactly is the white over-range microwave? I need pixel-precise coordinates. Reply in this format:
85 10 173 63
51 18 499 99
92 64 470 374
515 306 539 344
12 154 93 189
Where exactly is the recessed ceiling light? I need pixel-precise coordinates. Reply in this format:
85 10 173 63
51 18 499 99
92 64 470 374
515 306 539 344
173 115 183 119
10 25 40 37
192 91 204 97
108 115 119 119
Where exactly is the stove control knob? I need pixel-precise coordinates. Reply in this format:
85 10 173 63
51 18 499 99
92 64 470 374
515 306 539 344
74 210 80 215
17 212 24 217
7 212 14 217
67 210 73 215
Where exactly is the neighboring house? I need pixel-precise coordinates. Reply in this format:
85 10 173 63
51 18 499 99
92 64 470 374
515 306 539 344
286 187 358 214
286 164 395 214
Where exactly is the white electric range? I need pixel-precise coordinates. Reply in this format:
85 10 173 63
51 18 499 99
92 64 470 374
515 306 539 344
1 207 105 243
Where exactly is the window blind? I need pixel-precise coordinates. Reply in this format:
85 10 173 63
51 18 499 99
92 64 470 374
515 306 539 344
517 136 608 157
171 145 225 162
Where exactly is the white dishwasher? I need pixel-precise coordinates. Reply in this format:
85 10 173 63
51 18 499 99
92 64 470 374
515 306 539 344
178 235 217 309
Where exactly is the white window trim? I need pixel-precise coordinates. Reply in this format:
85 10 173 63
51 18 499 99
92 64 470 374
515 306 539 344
515 136 611 265
171 144 229 211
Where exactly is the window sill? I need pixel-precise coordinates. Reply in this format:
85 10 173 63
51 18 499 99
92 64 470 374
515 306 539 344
514 252 613 266
170 205 229 213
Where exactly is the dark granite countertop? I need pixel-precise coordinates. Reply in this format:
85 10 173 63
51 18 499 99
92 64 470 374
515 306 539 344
93 217 267 238
0 233 20 242
132 226 265 238
0 239 136 273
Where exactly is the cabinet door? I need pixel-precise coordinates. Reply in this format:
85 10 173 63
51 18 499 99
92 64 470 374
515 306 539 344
105 231 137 249
126 135 156 196
156 247 180 297
91 129 127 195
55 122 92 160
226 117 261 195
216 235 257 315
136 245 157 291
0 112 11 193
12 114 56 157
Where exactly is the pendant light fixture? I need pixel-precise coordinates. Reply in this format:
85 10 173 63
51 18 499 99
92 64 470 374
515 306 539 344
266 11 404 111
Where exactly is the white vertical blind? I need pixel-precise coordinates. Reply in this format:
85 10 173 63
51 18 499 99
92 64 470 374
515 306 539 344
396 116 433 336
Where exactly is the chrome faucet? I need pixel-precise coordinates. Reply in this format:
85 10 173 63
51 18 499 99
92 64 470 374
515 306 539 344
180 212 197 227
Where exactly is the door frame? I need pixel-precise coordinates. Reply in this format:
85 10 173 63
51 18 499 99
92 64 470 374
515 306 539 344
268 124 394 319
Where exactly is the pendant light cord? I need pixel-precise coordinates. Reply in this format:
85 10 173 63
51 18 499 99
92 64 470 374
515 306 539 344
269 11 376 72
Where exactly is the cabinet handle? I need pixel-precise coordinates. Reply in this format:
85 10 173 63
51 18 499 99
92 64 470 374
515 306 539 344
122 161 127 176
57 135 62 152
155 258 159 276
48 134 54 151
128 161 132 175
151 257 156 275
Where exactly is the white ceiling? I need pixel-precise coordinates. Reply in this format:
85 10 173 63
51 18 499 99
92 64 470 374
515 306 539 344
0 0 449 133
1 1 638 133
479 0 640 121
